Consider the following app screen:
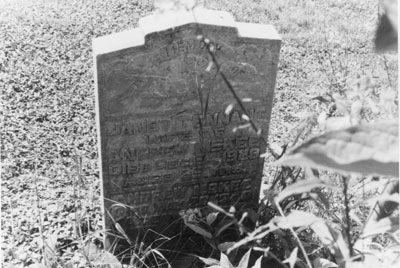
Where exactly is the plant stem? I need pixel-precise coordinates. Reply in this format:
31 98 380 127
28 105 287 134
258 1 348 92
200 37 281 160
342 176 353 257
276 203 313 268
206 41 262 137
382 55 393 89
191 9 282 159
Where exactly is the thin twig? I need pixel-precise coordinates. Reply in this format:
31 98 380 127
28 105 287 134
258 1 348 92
342 176 353 257
190 9 282 160
203 38 261 134
199 36 282 160
382 55 393 89
361 179 398 234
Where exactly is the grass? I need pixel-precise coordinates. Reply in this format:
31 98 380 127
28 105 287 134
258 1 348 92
1 0 397 267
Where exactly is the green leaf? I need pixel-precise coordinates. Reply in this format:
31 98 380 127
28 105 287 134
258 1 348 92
363 193 399 206
312 188 330 210
149 249 170 265
84 240 122 268
362 216 399 238
220 253 234 268
282 247 298 268
375 0 398 53
207 212 219 226
93 251 122 268
185 223 212 239
204 236 218 249
208 202 234 217
325 116 351 132
310 221 350 261
251 256 263 268
218 242 236 253
198 256 220 266
216 220 235 237
237 249 251 268
309 220 335 245
275 178 340 203
313 257 338 268
367 180 399 223
278 120 399 177
274 210 322 229
115 223 133 245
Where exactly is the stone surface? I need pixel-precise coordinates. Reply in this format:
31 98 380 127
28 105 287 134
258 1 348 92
93 7 281 261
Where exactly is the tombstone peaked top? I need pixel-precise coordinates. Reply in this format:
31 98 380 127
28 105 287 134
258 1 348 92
93 7 281 264
93 7 281 55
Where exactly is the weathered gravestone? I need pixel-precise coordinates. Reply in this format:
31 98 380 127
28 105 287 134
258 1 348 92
93 6 281 261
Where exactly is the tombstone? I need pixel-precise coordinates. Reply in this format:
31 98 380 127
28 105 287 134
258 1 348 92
93 6 281 265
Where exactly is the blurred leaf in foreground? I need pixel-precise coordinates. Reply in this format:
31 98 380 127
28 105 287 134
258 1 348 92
375 0 398 53
275 178 340 203
362 216 399 238
274 210 321 229
313 257 338 268
277 120 399 177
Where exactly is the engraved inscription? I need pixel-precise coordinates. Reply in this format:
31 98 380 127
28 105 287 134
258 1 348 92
159 38 223 59
96 16 280 244
104 109 264 209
